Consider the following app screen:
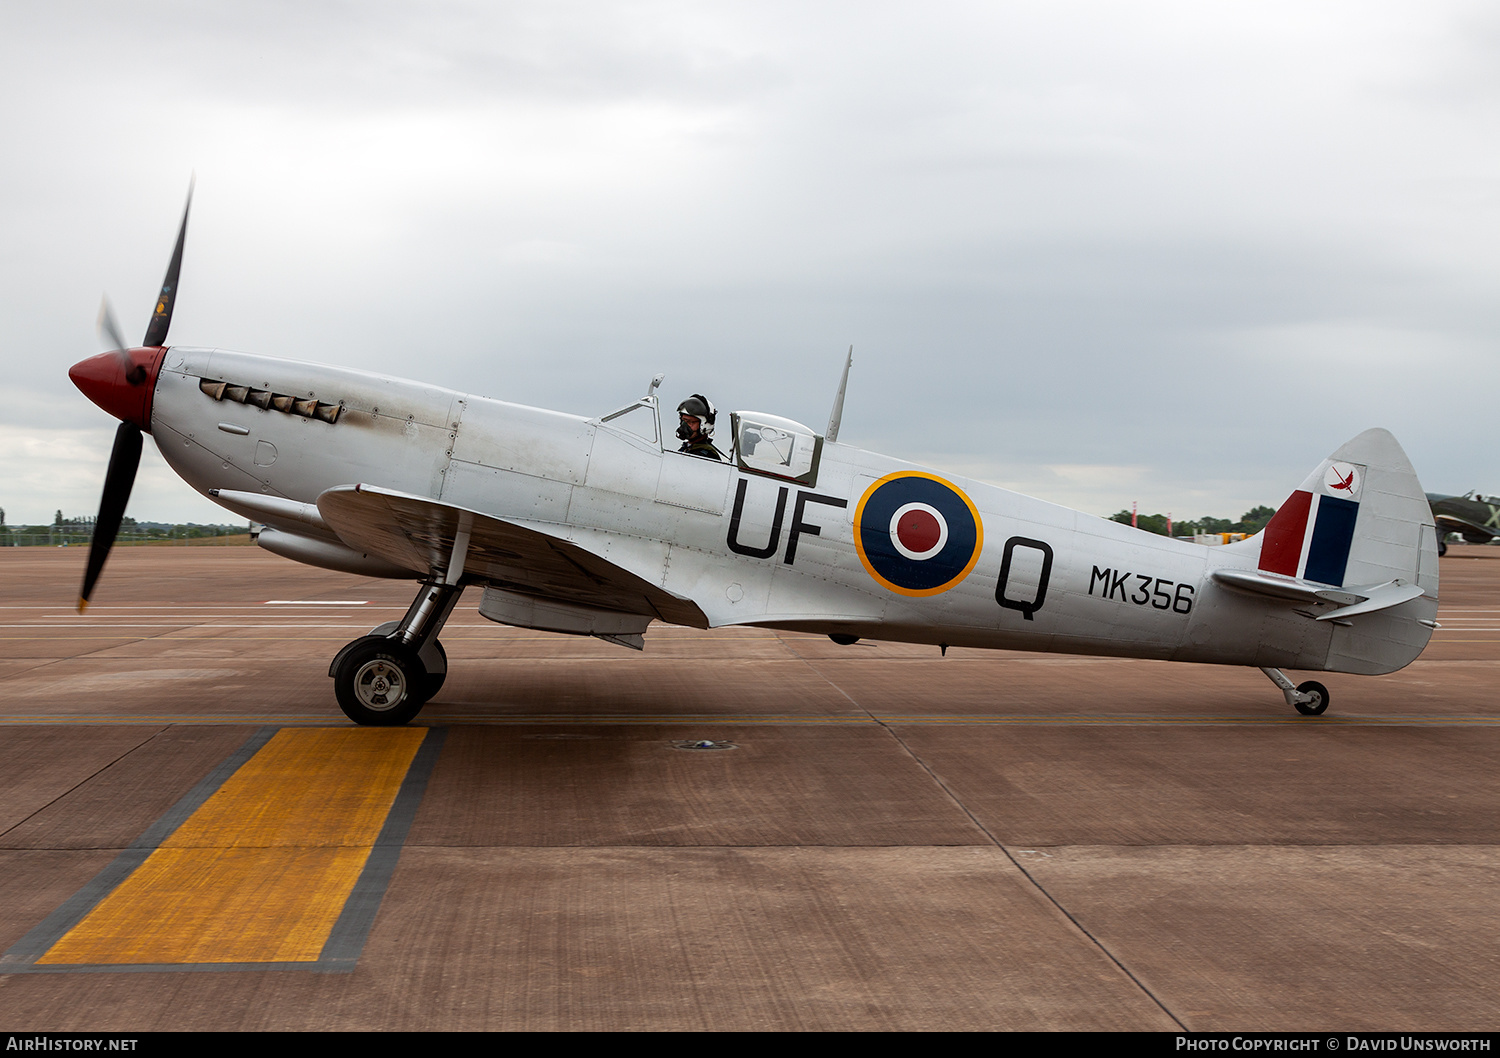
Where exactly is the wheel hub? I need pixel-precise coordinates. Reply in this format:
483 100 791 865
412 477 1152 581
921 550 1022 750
353 659 406 711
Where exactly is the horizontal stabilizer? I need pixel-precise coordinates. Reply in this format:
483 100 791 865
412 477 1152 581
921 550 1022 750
1212 568 1425 621
1313 580 1425 621
1212 568 1364 606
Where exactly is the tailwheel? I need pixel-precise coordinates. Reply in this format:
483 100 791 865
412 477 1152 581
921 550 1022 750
1293 680 1330 716
334 638 426 726
1260 666 1332 717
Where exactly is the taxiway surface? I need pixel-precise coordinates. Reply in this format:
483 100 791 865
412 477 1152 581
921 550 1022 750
1 546 1498 1031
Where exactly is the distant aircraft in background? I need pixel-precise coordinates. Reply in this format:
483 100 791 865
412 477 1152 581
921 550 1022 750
1427 492 1500 555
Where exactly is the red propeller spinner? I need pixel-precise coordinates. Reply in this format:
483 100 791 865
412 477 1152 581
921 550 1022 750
69 346 166 431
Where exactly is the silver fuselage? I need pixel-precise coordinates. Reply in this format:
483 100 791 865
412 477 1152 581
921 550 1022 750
150 348 1436 674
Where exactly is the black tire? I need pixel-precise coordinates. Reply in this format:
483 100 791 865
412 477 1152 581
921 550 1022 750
1294 680 1330 716
334 638 425 726
1438 539 1448 557
422 638 447 702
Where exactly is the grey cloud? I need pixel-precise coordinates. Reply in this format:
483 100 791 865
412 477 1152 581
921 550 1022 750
4 1 1499 525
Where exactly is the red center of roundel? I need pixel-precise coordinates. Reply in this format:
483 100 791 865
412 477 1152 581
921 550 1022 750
896 509 942 554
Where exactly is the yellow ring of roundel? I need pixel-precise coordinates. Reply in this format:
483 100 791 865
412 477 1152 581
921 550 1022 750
853 471 985 597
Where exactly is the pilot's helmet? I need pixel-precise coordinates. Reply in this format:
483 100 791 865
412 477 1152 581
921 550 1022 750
676 394 716 440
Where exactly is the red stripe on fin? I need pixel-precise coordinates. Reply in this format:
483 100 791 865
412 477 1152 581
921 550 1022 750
1259 490 1313 576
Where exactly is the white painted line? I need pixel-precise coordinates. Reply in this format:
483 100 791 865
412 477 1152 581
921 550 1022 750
263 600 370 605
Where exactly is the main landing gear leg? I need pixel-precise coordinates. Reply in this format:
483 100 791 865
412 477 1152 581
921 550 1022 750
330 580 464 726
1260 666 1330 716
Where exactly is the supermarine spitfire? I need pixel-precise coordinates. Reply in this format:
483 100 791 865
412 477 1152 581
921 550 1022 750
70 195 1442 724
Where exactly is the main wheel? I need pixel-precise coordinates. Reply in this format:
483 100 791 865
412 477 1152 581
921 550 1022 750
334 639 425 726
1439 538 1448 557
1294 680 1330 716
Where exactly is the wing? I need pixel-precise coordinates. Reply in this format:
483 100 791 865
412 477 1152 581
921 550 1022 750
316 484 709 628
1432 512 1494 540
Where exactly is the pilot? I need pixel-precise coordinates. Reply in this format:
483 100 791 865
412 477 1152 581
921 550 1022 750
676 394 722 460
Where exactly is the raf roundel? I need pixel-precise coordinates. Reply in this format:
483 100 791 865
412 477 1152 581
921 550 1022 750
854 472 984 596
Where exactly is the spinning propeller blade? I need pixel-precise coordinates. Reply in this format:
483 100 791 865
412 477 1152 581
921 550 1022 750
73 184 192 612
97 297 128 354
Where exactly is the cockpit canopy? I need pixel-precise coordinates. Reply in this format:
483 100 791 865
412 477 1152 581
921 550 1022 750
731 411 822 486
593 398 825 486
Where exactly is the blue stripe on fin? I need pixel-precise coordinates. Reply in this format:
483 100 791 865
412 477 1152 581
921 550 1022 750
1304 496 1360 586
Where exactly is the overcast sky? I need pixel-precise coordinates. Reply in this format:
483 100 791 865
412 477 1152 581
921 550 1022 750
5 1 1499 527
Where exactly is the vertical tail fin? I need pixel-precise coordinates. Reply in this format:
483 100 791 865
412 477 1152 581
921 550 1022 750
1257 428 1437 595
1244 428 1438 674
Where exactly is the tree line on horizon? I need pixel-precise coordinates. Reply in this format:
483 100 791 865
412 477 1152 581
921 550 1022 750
1107 505 1277 539
0 510 251 546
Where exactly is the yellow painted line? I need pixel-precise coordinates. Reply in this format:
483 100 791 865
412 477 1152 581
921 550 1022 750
38 727 424 965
